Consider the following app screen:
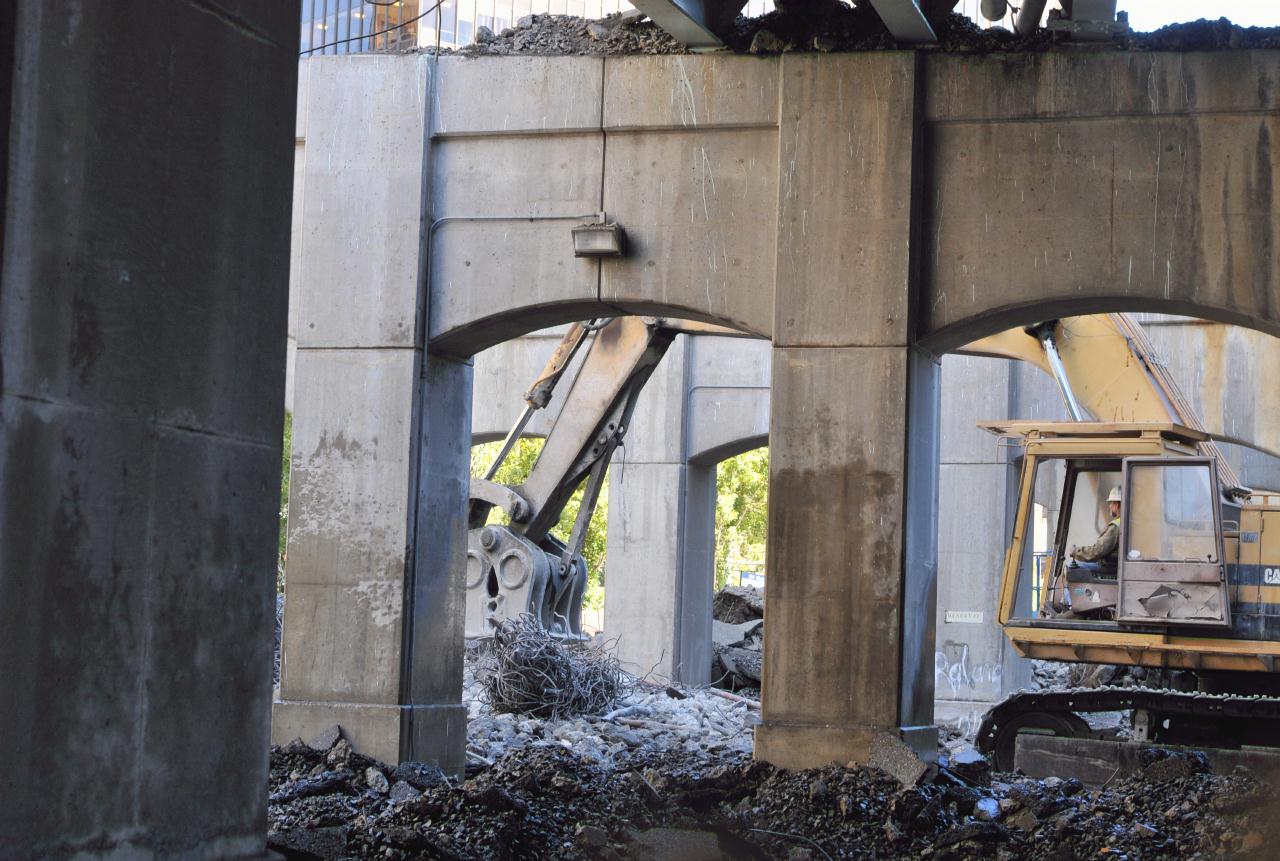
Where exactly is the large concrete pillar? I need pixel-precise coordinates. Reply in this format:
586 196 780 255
605 335 717 684
755 53 940 769
0 2 297 858
273 55 467 771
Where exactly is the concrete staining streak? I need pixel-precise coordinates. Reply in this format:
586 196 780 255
351 579 402 628
674 58 698 128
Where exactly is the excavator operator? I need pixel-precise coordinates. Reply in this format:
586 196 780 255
1069 486 1123 576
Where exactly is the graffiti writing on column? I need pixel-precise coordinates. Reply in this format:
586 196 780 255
934 641 1003 699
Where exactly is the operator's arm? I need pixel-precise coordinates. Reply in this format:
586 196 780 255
1073 522 1119 562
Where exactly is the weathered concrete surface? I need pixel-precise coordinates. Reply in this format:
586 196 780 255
275 55 467 771
757 347 938 767
429 51 1280 360
920 51 1280 351
0 1 297 858
755 52 938 769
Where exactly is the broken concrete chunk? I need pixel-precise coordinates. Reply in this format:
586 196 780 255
868 733 928 788
749 30 785 54
949 746 992 784
307 724 343 751
974 796 1002 821
388 780 421 804
474 25 496 43
587 21 612 40
269 769 355 804
392 761 448 791
712 586 764 623
711 619 763 649
364 766 389 794
719 647 763 685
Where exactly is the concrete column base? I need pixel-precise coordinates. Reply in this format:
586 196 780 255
272 700 467 773
754 722 938 771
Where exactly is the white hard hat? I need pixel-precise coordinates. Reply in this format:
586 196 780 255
1107 486 1123 504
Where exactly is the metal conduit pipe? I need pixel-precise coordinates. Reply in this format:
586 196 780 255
1015 0 1048 36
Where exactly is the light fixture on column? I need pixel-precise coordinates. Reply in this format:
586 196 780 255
571 214 626 258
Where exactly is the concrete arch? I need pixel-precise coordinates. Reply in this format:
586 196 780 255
919 296 1280 357
692 432 769 468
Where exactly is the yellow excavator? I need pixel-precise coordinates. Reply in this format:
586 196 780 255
961 314 1280 769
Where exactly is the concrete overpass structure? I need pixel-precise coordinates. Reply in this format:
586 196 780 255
5 8 1280 852
277 49 1280 773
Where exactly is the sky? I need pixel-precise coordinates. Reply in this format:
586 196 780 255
1119 0 1280 30
954 0 1280 32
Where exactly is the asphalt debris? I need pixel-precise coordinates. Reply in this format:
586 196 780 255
268 651 1280 859
269 731 1279 860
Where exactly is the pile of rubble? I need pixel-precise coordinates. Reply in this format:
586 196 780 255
267 626 1279 860
269 717 1278 860
711 585 765 692
466 637 758 766
443 11 685 57
426 5 1280 58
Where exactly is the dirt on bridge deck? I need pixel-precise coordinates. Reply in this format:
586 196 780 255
419 5 1280 58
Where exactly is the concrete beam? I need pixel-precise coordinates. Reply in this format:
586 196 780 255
868 0 937 43
628 0 747 49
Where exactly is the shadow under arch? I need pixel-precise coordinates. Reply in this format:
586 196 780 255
429 298 769 360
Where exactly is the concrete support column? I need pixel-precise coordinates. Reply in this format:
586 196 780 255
756 52 938 769
605 335 716 684
0 2 297 857
273 55 467 771
934 355 1032 735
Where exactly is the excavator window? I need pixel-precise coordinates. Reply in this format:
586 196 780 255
1124 462 1217 563
1007 457 1125 626
1117 457 1230 626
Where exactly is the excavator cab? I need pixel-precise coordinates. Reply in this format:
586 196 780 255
991 422 1232 641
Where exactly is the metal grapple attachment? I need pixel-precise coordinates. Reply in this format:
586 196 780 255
464 524 588 640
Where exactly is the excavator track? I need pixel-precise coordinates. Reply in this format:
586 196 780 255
977 686 1280 771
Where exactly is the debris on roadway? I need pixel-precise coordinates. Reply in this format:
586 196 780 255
268 646 1280 860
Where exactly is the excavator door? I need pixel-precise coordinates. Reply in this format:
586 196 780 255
1118 457 1230 627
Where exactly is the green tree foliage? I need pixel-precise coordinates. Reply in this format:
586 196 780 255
714 447 769 590
278 411 293 594
470 438 609 610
